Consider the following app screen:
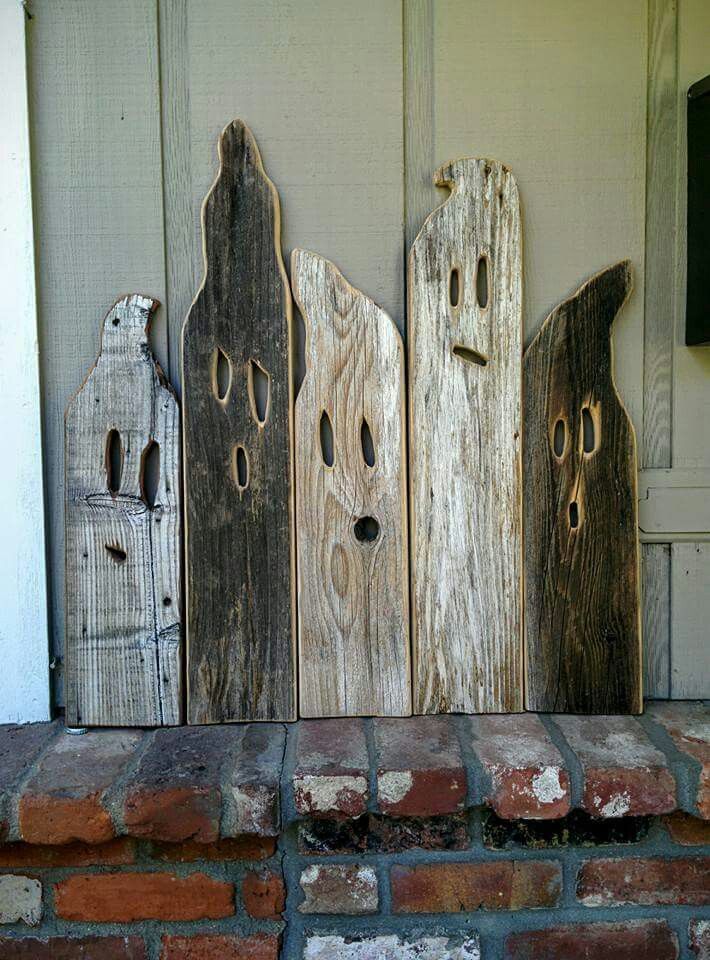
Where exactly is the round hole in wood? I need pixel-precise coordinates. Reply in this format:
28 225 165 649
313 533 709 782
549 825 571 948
354 516 379 543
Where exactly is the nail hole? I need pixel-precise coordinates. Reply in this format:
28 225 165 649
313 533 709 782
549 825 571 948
476 255 489 308
248 358 270 426
105 543 127 563
453 345 488 367
582 407 595 454
553 419 566 458
361 418 375 467
140 440 160 509
112 314 120 326
212 347 232 403
354 516 379 543
105 429 123 495
569 501 579 529
320 410 334 467
163 596 172 607
449 267 461 308
233 445 249 490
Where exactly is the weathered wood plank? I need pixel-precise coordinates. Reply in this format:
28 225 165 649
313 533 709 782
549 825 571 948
65 295 181 727
670 542 710 698
292 249 410 718
643 543 671 698
409 158 523 714
182 120 295 723
524 262 642 714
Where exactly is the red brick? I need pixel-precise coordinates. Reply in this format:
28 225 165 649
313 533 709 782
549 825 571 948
374 717 466 816
224 725 283 837
151 836 275 862
391 860 562 912
293 719 369 819
19 730 142 845
0 937 146 959
504 921 678 959
299 863 378 915
648 702 710 818
664 812 710 846
160 935 279 960
690 919 710 959
242 868 285 919
577 856 710 906
123 727 242 843
54 871 234 921
555 716 676 817
0 722 58 841
0 838 135 868
470 715 571 820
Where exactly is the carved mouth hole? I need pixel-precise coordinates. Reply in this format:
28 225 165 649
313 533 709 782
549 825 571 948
361 418 375 467
354 516 379 543
476 255 489 308
248 358 270 426
233 445 249 490
449 267 461 308
212 347 232 403
569 501 579 529
553 419 566 458
320 410 334 467
140 440 160 509
105 543 127 563
582 407 596 454
105 429 123 495
453 345 488 367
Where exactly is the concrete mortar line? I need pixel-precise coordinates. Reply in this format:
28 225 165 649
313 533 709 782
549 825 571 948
539 714 584 808
5 720 62 841
102 728 158 836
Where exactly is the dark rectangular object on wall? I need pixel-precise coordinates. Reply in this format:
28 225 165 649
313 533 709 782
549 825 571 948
687 75 710 346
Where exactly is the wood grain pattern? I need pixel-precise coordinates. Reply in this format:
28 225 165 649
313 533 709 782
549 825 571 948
292 249 410 718
409 158 523 715
65 295 181 727
182 120 295 723
524 261 642 714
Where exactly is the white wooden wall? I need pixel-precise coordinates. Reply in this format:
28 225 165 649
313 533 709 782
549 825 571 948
20 0 709 711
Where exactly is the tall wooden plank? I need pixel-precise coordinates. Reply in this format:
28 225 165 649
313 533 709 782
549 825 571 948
292 249 410 718
670 543 710 698
183 121 295 723
524 262 642 715
65 296 181 727
409 159 523 715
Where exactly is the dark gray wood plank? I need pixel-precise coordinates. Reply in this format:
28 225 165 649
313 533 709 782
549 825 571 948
523 262 642 714
182 120 295 723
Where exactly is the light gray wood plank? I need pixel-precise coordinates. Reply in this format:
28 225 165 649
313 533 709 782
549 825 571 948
670 542 710 698
642 543 671 698
27 0 168 703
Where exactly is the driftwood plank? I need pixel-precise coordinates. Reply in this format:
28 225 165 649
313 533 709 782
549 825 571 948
292 249 410 717
65 295 181 726
182 120 295 723
409 158 523 714
523 261 642 714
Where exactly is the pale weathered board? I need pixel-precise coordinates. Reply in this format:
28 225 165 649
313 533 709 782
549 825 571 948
524 262 642 714
292 249 410 718
409 158 523 714
182 120 295 723
65 295 181 727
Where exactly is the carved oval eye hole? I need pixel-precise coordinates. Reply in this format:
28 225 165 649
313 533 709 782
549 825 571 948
320 410 334 467
476 255 489 308
449 267 461 308
212 347 232 403
248 358 270 426
106 429 123 495
569 501 579 529
140 440 160 509
361 418 375 468
105 543 126 563
582 407 596 454
552 419 566 459
232 444 249 491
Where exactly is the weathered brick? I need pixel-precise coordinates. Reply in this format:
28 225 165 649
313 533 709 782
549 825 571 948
664 812 710 846
293 719 368 819
470 714 570 819
224 725 283 837
648 702 710 818
19 731 141 845
161 934 279 960
54 871 234 921
483 809 651 849
555 716 676 817
504 920 678 959
151 836 275 862
123 727 241 843
0 876 41 925
0 838 135 868
299 863 378 914
0 937 146 959
299 812 469 854
577 856 710 906
0 723 58 840
691 919 710 959
391 860 561 912
304 935 480 960
374 717 466 816
242 868 285 919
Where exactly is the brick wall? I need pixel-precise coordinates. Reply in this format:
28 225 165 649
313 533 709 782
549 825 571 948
0 703 708 958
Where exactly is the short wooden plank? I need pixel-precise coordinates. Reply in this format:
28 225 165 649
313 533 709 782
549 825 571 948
292 249 410 718
524 261 642 714
670 543 710 698
642 544 671 699
182 120 295 723
65 295 181 726
409 158 523 714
